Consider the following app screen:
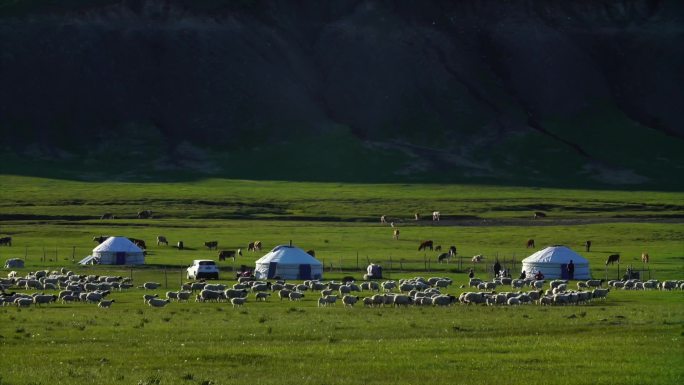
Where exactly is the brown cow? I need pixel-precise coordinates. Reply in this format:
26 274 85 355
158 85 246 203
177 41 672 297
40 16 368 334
418 240 433 251
526 239 535 248
606 254 620 265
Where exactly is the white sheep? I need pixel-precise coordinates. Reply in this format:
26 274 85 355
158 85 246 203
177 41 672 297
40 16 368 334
322 295 338 306
98 299 115 308
342 295 359 307
288 292 304 301
141 282 161 290
147 298 170 307
177 291 192 302
230 297 246 307
143 294 159 303
255 292 271 301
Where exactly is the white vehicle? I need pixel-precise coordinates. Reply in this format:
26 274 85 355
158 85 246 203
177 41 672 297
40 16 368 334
187 260 219 280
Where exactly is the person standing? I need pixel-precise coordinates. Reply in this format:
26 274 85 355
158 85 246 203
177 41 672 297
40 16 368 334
567 260 575 280
493 260 501 278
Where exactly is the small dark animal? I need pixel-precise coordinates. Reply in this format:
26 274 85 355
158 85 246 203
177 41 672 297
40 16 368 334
533 211 547 219
0 236 12 246
449 245 457 256
437 252 451 263
129 238 146 249
418 240 434 251
585 240 592 252
606 254 620 265
526 239 535 248
204 241 218 250
93 236 109 244
218 249 242 261
306 249 316 257
177 241 184 250
100 213 114 220
434 245 442 252
137 210 153 219
157 236 168 246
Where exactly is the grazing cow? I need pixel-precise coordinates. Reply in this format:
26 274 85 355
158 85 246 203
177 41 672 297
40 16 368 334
157 236 168 246
0 236 12 246
414 213 420 221
100 213 114 220
306 249 316 257
437 253 451 263
418 240 434 251
177 241 184 250
434 245 442 252
380 215 387 224
204 241 218 250
219 249 242 261
472 255 484 263
393 229 400 240
526 239 535 248
129 238 146 249
432 211 440 221
606 254 620 265
93 235 109 244
641 252 649 263
137 210 153 219
449 245 457 256
585 240 592 252
533 211 546 219
248 241 263 252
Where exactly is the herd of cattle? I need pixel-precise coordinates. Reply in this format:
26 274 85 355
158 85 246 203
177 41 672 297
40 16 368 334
2 266 683 310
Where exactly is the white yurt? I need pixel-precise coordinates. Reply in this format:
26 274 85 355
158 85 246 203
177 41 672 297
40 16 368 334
254 244 323 280
521 245 591 280
83 236 145 265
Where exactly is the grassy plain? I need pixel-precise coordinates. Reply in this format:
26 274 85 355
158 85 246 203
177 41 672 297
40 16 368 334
0 176 683 384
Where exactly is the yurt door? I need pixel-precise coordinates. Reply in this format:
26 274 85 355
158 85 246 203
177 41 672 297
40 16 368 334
298 264 312 280
560 264 569 279
267 262 278 279
115 252 126 265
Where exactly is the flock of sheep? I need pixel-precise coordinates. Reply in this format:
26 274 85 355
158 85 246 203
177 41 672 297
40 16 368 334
1 267 682 310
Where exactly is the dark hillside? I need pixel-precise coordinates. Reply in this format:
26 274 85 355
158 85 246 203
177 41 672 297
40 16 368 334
0 0 682 187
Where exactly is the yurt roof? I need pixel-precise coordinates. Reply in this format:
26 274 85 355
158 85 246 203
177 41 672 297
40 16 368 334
522 246 589 264
93 236 144 253
255 245 323 265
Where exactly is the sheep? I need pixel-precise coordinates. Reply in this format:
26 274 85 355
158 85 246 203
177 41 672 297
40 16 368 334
177 291 192 302
84 292 103 303
230 297 247 307
278 289 292 301
320 289 334 297
255 292 271 301
98 299 115 308
190 282 206 292
462 292 485 305
360 281 380 292
288 292 305 301
550 280 568 289
392 295 412 307
166 291 179 301
15 298 33 307
431 295 455 307
341 295 359 307
511 279 525 289
61 294 80 304
381 281 397 292
199 290 225 302
507 297 521 306
322 295 338 306
471 255 484 263
147 298 171 307
318 297 328 307
577 281 588 290
251 283 271 292
586 279 602 288
661 281 677 291
538 296 553 306
592 288 610 300
143 294 159 303
339 286 352 295
140 282 161 290
224 289 248 299
204 284 227 292
33 294 57 306
468 278 483 288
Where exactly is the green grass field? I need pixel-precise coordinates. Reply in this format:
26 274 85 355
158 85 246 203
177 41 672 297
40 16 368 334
0 176 683 384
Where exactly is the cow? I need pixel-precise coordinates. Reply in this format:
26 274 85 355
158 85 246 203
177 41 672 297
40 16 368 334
248 241 263 252
157 236 168 246
449 245 457 256
526 239 535 248
434 245 442 252
432 211 440 221
129 238 146 249
641 252 649 263
204 241 218 250
93 235 109 244
418 240 433 251
437 253 451 263
533 211 547 219
137 210 153 219
585 240 592 252
393 229 400 240
0 236 12 246
306 250 316 257
219 249 242 261
472 255 484 263
100 213 114 220
606 254 620 265
380 215 387 224
177 241 184 250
